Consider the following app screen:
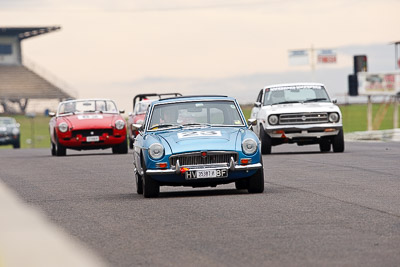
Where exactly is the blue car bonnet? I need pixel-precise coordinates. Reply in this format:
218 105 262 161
156 127 242 154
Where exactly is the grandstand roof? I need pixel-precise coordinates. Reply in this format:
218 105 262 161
0 65 72 99
0 26 60 40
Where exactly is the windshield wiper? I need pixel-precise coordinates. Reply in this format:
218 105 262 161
149 124 180 130
271 101 300 105
181 123 211 127
303 98 328 103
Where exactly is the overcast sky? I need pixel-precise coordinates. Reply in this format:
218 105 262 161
1 0 400 112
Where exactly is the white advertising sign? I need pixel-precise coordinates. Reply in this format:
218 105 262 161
317 49 337 64
288 50 309 66
358 72 400 96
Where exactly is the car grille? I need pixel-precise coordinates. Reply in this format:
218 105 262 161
170 151 238 167
279 113 328 125
72 129 113 137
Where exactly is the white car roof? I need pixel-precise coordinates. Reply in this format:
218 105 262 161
263 82 325 89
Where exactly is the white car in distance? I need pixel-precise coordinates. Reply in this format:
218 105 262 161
249 83 344 154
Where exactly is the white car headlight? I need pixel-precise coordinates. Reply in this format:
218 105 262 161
58 122 69 133
115 119 125 130
149 143 164 160
328 112 340 123
242 138 257 155
268 115 279 125
12 128 20 135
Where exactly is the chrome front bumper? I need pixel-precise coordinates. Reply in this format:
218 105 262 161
146 157 262 175
265 125 342 139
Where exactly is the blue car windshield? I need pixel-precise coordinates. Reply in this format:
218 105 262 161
148 100 245 130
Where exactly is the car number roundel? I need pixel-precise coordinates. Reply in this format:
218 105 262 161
177 131 222 139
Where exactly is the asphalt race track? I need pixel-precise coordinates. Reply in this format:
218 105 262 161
1 142 400 266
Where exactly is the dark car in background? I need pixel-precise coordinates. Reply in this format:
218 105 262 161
0 117 20 149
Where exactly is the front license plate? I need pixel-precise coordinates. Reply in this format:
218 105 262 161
86 136 99 142
185 169 228 179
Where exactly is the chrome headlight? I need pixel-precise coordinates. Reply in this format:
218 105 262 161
328 112 340 123
58 122 69 133
268 115 279 125
242 138 257 155
115 119 125 130
12 128 20 135
148 143 164 160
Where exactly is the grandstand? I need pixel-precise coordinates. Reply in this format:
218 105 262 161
0 26 75 114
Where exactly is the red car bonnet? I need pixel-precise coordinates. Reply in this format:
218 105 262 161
61 113 122 130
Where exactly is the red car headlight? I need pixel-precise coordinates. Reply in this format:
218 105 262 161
58 122 69 133
115 119 125 130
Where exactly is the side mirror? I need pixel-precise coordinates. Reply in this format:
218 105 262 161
119 110 125 114
247 119 257 126
48 112 56 117
331 99 337 104
254 102 261 108
132 123 143 132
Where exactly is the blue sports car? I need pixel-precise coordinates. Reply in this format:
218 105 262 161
132 95 264 198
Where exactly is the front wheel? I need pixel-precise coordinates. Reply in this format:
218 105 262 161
142 161 159 198
129 136 134 149
332 129 345 153
247 160 264 194
13 139 20 149
235 179 248 190
319 139 331 152
113 138 128 154
135 171 143 194
260 128 271 154
56 138 66 156
51 141 56 156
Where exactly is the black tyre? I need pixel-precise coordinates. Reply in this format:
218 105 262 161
129 137 134 149
51 141 56 156
332 129 345 153
260 127 271 154
56 138 66 156
142 161 159 198
135 172 143 194
235 179 248 190
13 139 20 149
113 138 128 154
112 145 119 154
248 159 264 194
319 139 331 152
119 138 128 154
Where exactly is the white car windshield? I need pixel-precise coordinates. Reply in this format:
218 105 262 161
58 100 118 115
148 100 244 130
0 118 16 125
135 100 152 115
263 85 331 105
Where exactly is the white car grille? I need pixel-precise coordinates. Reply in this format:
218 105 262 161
279 113 329 124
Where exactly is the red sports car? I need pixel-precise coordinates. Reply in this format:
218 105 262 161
49 99 128 156
127 93 181 149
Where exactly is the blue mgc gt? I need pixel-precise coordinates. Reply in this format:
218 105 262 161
132 95 264 198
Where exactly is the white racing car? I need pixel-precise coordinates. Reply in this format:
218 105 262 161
249 83 344 154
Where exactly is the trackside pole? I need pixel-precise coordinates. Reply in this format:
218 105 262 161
367 95 372 131
394 95 399 129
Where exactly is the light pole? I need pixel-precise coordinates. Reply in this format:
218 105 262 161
26 112 36 148
391 41 400 70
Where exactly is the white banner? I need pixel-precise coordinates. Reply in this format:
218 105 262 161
317 49 337 64
358 72 400 95
288 50 309 66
